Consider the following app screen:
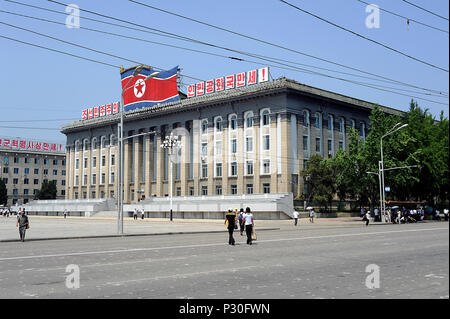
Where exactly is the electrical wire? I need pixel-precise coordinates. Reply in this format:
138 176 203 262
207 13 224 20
279 0 449 73
401 0 449 21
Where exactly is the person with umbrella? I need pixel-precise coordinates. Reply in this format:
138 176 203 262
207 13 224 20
306 207 315 223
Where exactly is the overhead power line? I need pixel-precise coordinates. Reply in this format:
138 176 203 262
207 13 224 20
356 0 449 34
401 0 449 21
279 0 449 73
39 0 447 95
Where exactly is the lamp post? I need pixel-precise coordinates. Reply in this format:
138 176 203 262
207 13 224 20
160 132 181 222
380 123 408 221
117 65 160 234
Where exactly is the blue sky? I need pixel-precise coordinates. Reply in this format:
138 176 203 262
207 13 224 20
0 0 448 144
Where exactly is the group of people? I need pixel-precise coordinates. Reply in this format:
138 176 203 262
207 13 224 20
292 208 315 226
361 206 449 226
1 207 11 217
225 207 255 246
133 208 145 220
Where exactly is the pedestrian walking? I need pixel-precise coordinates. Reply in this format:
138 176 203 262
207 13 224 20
133 208 138 220
225 208 236 245
238 208 245 236
16 210 29 242
141 209 145 220
374 208 379 222
293 210 299 226
364 210 370 227
309 209 315 223
63 209 67 219
444 208 449 222
243 207 254 245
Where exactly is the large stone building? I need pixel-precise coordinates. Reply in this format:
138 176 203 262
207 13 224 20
61 77 403 205
0 138 66 207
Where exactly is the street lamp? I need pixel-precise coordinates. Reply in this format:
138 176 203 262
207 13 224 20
160 132 182 222
380 123 408 221
117 65 160 234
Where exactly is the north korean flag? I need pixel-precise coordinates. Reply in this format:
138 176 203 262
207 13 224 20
120 65 180 112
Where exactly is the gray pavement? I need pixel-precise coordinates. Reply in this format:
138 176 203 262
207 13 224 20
0 219 447 299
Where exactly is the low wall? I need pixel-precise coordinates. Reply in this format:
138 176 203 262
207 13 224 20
127 210 291 220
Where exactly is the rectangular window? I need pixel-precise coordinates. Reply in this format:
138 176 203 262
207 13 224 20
34 168 39 174
24 189 29 195
2 178 7 184
339 141 344 150
13 178 18 185
246 137 253 152
53 159 58 165
83 174 87 185
101 173 105 184
24 178 29 184
34 179 39 184
62 190 66 196
110 191 114 198
216 185 222 195
75 158 79 169
216 163 222 177
62 180 66 186
13 189 18 195
102 155 106 167
201 186 208 196
231 184 237 195
110 154 115 166
14 157 19 164
189 187 194 196
201 143 208 157
91 191 96 199
44 159 49 165
34 158 39 165
53 169 58 175
75 175 79 186
263 183 271 194
43 169 48 175
263 135 270 150
84 158 88 168
83 192 87 199
92 157 97 168
110 172 115 184
315 137 321 153
62 170 66 176
74 192 79 199
215 141 222 156
13 168 19 174
3 156 9 165
92 174 96 185
24 168 30 175
230 162 237 176
246 160 254 175
62 159 66 166
263 159 270 174
303 136 309 151
176 187 181 197
231 139 237 153
247 184 253 194
202 164 208 178
2 167 8 174
24 158 30 164
328 139 332 155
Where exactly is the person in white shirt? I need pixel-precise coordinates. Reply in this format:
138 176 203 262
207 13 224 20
293 210 299 226
243 207 255 245
309 209 315 223
365 211 370 226
443 208 449 221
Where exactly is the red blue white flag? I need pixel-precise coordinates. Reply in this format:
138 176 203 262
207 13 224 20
120 65 180 112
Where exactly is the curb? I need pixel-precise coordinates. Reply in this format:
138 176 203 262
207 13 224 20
0 227 280 243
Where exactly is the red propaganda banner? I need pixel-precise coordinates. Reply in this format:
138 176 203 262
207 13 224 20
247 70 257 85
225 75 235 89
113 102 119 114
205 80 215 94
100 105 106 116
215 77 224 92
120 65 180 112
187 84 196 97
106 103 112 115
0 137 64 153
236 72 246 87
196 82 205 96
82 109 88 120
93 106 99 118
88 108 94 119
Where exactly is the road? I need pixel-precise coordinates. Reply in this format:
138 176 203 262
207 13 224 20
0 222 448 299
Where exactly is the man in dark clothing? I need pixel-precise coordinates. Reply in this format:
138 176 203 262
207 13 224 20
225 209 236 245
16 211 29 242
238 208 245 236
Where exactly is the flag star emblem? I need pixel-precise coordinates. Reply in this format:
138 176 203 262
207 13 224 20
134 79 146 98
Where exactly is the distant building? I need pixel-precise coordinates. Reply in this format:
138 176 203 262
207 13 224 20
61 76 404 206
0 137 66 207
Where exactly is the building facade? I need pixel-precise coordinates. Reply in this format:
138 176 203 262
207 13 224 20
0 146 66 207
61 77 403 204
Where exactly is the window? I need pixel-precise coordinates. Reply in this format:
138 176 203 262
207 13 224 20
339 141 344 150
263 135 270 150
110 154 115 166
102 155 106 167
62 180 66 186
83 174 87 185
43 169 48 175
74 192 79 199
215 141 222 156
83 192 87 199
34 189 39 195
52 180 57 186
216 163 222 177
110 172 115 184
62 190 66 196
327 140 333 157
91 191 96 199
246 160 254 175
62 170 66 176
360 122 366 138
24 189 29 195
202 164 208 178
245 112 254 128
303 110 310 127
14 157 19 164
263 159 270 174
339 118 345 133
216 185 222 195
13 168 19 174
2 178 7 184
189 187 194 196
75 175 79 186
24 178 29 185
201 186 208 196
247 184 253 194
92 174 96 185
24 158 30 164
229 115 237 130
84 158 88 168
315 113 321 129
201 143 208 157
75 158 79 169
303 136 309 151
53 159 58 165
230 162 237 176
201 120 208 135
53 170 58 175
231 139 237 153
13 178 18 184
328 116 333 131
34 169 39 174
24 168 30 175
263 183 271 194
62 160 66 166
92 157 97 168
110 191 114 199
215 117 223 132
262 110 270 126
83 139 89 151
176 187 181 197
3 156 9 164
13 189 18 195
35 158 40 165
246 137 253 152
2 167 8 174
101 173 105 184
44 159 49 165
91 138 97 150
231 184 237 195
315 138 321 153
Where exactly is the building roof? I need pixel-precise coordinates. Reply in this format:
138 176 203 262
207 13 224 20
61 77 404 134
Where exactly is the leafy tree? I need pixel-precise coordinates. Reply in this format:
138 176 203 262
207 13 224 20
0 179 7 206
36 180 57 200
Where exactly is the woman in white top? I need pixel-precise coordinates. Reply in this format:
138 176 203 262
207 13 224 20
243 207 254 245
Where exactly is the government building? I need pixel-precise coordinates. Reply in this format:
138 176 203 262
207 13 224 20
0 138 66 207
61 74 403 214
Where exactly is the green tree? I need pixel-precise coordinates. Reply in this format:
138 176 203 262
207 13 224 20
0 179 7 206
36 180 57 200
